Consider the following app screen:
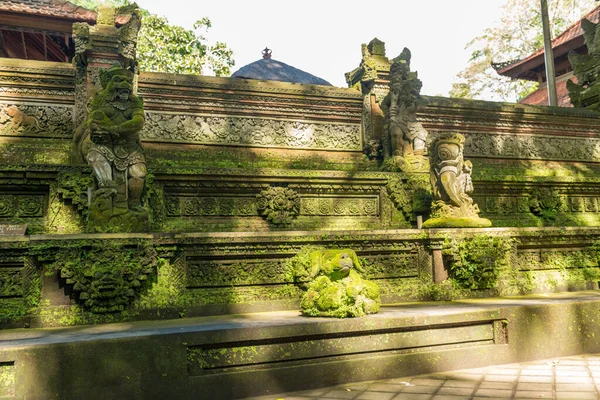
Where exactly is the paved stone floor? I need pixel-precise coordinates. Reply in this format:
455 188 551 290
244 353 600 400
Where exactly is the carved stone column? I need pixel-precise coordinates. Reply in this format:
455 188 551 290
345 38 391 157
71 5 148 233
429 241 448 283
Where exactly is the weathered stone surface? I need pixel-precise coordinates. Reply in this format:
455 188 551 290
74 66 149 233
0 225 26 236
3 292 600 399
568 18 600 110
298 249 380 318
381 48 428 166
423 133 491 228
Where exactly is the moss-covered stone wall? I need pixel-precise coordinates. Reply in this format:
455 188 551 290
0 227 599 327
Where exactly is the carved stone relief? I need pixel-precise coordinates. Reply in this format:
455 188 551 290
0 103 73 137
0 195 45 218
167 196 258 217
300 197 379 216
142 113 362 151
0 258 38 301
0 263 24 298
426 131 600 163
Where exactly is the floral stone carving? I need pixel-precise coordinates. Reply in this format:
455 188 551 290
256 186 300 225
568 18 600 111
45 242 157 313
381 48 428 171
423 133 491 228
300 249 380 318
73 66 149 232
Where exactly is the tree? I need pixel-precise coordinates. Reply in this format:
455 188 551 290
70 0 234 76
450 0 597 102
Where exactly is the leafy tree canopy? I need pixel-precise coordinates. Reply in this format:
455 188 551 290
70 0 234 76
450 0 597 102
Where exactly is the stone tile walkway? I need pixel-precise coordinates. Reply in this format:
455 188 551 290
244 354 600 400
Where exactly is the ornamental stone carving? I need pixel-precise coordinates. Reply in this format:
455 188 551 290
299 249 380 318
73 66 149 232
423 133 491 228
44 242 157 313
256 186 300 225
381 48 428 171
141 113 361 151
0 104 73 137
568 18 600 110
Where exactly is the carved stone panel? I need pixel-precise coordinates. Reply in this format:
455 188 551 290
167 196 258 217
300 196 379 216
459 132 600 163
141 112 362 151
186 259 289 287
0 194 45 218
0 262 24 298
0 103 74 137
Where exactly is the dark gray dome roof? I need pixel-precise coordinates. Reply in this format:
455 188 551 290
231 58 332 86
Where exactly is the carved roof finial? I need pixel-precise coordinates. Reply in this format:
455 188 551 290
262 47 272 59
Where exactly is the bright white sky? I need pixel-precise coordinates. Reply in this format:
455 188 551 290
136 0 506 96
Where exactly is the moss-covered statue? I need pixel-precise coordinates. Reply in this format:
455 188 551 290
74 66 148 232
300 249 380 318
381 48 428 171
567 18 600 110
422 133 491 228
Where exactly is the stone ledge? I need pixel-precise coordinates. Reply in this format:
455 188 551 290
2 291 600 399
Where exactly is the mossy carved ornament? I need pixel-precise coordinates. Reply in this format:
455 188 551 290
73 66 149 233
423 133 491 228
300 249 380 318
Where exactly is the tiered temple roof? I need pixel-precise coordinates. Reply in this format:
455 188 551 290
0 0 96 61
495 5 600 106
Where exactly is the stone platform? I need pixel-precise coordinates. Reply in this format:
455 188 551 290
246 353 600 399
2 291 600 399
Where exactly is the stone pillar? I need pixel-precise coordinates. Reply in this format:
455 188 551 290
72 5 141 132
429 241 448 283
345 38 391 153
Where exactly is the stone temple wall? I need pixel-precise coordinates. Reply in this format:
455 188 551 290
2 58 600 325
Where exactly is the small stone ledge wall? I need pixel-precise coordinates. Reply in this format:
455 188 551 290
3 294 600 399
1 227 600 327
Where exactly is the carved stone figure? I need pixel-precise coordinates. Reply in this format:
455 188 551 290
117 6 142 71
256 186 300 225
6 105 40 131
74 66 148 232
567 18 600 110
300 249 380 318
44 242 157 313
381 48 428 167
423 133 491 228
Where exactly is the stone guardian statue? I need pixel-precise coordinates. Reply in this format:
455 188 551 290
74 66 148 232
567 18 600 111
381 48 428 171
422 133 491 228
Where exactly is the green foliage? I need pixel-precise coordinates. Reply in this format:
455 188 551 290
136 256 185 309
55 171 93 218
70 0 234 76
419 279 466 301
450 0 597 101
446 235 517 290
137 15 234 76
386 173 432 224
583 267 600 281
